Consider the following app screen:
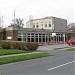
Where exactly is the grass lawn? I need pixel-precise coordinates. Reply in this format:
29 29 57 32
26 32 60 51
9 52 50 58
67 48 75 51
0 49 30 56
0 52 50 64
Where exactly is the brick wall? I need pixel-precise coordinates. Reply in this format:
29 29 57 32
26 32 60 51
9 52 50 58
13 30 18 41
6 30 18 41
0 32 3 40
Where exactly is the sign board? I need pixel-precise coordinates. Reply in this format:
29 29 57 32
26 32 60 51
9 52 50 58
7 37 12 40
52 33 56 37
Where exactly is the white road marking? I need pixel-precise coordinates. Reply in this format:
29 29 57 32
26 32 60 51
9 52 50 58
48 61 75 71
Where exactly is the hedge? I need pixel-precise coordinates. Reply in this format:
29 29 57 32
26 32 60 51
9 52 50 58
0 40 39 51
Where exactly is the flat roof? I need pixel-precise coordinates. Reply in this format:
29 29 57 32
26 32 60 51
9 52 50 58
26 16 67 24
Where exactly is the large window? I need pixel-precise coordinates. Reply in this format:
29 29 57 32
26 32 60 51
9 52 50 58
18 38 21 41
18 33 26 41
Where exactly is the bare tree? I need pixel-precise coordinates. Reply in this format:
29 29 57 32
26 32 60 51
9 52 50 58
12 18 24 28
68 23 75 31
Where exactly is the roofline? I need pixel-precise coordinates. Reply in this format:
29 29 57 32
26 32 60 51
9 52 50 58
26 16 67 24
26 16 53 24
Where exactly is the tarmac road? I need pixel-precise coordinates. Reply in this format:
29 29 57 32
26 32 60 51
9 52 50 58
0 44 75 75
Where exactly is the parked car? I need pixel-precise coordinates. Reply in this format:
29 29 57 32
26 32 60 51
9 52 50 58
67 39 75 45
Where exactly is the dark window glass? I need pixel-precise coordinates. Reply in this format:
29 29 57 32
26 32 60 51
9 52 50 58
49 24 51 27
45 24 47 27
18 38 21 41
36 25 39 28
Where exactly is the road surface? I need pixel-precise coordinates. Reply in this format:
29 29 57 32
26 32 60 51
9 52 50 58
0 44 75 75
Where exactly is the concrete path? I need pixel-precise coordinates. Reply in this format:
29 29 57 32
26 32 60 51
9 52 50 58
0 52 42 58
37 44 72 51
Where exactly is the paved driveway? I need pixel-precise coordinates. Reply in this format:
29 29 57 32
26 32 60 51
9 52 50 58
37 44 72 51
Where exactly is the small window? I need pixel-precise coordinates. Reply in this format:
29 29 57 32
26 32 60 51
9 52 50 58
33 25 35 28
49 24 51 27
36 25 39 28
41 24 43 27
45 24 47 27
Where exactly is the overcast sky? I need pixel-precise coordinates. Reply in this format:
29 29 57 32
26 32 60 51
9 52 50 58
0 0 74 27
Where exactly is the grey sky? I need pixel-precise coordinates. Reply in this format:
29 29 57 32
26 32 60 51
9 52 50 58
0 0 74 27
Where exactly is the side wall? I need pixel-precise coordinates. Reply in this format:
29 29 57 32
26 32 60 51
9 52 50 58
6 30 18 41
0 31 3 40
52 17 67 32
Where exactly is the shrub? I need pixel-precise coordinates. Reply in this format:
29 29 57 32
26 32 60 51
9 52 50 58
17 42 28 50
26 42 39 51
0 45 3 49
0 41 2 49
1 41 11 49
0 40 1 44
0 41 39 51
1 41 20 49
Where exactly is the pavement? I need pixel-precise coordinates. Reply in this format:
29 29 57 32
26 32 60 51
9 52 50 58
0 44 75 75
0 52 42 58
37 44 72 51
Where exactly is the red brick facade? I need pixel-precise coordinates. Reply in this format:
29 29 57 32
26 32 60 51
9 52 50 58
0 32 3 40
6 30 18 41
0 26 75 42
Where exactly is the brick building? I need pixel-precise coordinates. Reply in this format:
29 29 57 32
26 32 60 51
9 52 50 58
0 26 67 44
0 16 74 44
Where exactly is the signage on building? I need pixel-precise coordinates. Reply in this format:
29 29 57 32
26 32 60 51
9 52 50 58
7 37 12 40
52 33 56 37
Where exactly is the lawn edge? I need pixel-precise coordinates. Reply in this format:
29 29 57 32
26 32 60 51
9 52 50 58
0 52 50 65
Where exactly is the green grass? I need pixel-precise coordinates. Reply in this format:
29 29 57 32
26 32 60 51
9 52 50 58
67 48 75 51
0 49 30 56
0 52 50 64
